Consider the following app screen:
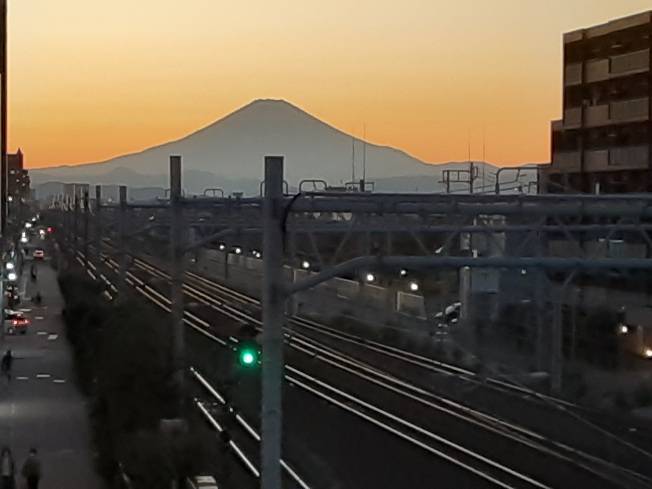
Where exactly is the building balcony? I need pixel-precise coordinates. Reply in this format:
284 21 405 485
611 97 649 122
565 97 649 129
563 108 582 128
584 149 609 171
585 104 609 127
610 145 649 169
564 63 582 86
585 59 610 83
551 151 581 171
611 49 650 76
551 145 649 173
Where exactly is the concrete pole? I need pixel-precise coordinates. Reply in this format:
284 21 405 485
83 190 89 269
169 155 185 415
551 292 563 395
73 195 79 255
119 186 128 288
261 156 285 489
95 186 102 266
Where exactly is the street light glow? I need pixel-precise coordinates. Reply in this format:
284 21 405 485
409 281 419 292
365 273 375 283
7 272 17 282
24 222 32 229
218 243 226 251
301 260 310 270
234 247 242 255
20 236 28 243
400 269 407 277
619 324 629 335
645 348 652 359
5 262 14 271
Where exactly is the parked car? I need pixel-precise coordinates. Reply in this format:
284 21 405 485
4 309 29 335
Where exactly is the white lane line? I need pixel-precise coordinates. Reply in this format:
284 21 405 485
16 376 29 381
36 374 51 379
36 331 48 336
47 334 59 341
35 316 44 320
53 379 66 384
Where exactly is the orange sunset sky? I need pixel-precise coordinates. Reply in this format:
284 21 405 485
8 0 652 169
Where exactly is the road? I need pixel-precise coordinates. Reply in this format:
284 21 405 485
0 259 102 489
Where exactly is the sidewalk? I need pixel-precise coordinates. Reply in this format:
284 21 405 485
0 259 103 488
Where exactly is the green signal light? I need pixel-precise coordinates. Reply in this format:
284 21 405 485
238 346 259 367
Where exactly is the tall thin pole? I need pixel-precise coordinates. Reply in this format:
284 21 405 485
83 190 89 269
0 0 7 236
118 186 127 288
362 124 367 183
95 185 102 267
351 134 355 184
169 155 185 415
261 156 285 489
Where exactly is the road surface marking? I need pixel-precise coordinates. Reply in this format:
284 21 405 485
36 331 48 336
35 316 44 320
53 379 66 384
19 308 32 313
47 334 59 341
16 376 29 381
36 374 51 379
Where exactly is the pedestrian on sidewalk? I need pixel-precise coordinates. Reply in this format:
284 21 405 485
0 447 15 489
20 449 41 489
1 350 13 383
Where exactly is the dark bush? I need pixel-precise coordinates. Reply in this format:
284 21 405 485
58 271 206 488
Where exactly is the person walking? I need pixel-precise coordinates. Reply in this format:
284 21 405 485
20 449 41 489
1 350 13 383
0 447 15 489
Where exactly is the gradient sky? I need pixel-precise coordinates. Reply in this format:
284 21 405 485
8 0 652 168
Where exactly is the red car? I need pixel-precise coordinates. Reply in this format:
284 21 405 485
33 249 45 260
5 310 29 335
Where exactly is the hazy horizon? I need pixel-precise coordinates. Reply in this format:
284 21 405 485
10 1 652 169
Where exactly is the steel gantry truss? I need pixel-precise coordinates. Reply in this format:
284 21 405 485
51 155 652 489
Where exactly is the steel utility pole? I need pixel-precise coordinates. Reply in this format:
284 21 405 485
118 186 127 287
0 0 7 236
261 156 285 489
169 155 185 415
83 191 89 270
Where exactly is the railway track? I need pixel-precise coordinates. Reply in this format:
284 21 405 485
74 247 651 488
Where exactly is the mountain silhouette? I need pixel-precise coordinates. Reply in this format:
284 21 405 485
32 99 437 185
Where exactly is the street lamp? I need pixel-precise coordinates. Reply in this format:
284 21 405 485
301 260 310 270
234 247 242 255
409 281 419 292
218 243 226 251
400 269 407 277
7 271 17 282
365 273 375 283
5 262 13 271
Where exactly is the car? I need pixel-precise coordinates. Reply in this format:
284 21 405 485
4 310 29 335
33 249 44 260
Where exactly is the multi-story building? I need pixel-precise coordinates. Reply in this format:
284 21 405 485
542 11 652 193
8 148 30 202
